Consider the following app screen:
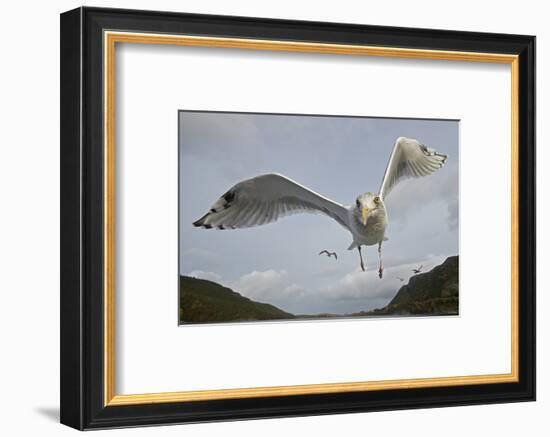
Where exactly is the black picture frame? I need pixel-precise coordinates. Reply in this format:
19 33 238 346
60 6 535 430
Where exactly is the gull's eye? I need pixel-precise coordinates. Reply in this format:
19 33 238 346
374 196 380 204
356 199 360 208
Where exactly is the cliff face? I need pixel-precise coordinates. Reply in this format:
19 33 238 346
366 256 459 316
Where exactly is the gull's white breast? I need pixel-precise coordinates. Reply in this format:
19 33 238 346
348 208 388 247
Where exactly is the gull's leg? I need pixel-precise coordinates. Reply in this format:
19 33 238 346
378 241 384 279
358 246 365 272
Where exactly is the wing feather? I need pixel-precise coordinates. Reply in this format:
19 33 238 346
379 137 448 199
193 173 350 231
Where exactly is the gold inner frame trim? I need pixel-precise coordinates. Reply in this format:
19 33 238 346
103 31 520 406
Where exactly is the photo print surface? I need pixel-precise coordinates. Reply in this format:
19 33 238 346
179 111 459 324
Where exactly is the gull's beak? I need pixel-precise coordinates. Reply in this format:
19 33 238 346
361 207 369 226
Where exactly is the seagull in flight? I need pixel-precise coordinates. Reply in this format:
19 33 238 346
396 277 405 282
193 137 447 278
319 250 338 260
412 265 424 274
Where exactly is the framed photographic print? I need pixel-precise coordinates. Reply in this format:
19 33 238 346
178 111 459 324
60 7 535 430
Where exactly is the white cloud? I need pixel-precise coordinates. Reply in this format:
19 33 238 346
188 270 222 283
316 264 349 278
319 269 396 301
229 270 306 305
187 253 449 315
318 254 446 304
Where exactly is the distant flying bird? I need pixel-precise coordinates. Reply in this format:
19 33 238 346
193 137 447 278
396 277 405 282
319 250 338 260
412 265 423 274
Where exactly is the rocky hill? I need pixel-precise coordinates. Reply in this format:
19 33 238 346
360 256 459 316
179 275 294 324
180 256 459 324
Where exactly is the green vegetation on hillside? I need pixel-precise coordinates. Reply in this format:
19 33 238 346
359 256 459 316
179 275 294 324
179 255 459 324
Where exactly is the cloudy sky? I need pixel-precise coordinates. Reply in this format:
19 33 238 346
179 111 459 315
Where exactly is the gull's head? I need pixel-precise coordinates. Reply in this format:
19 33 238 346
355 192 385 226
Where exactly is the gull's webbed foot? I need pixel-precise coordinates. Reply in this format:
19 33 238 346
360 261 365 272
378 267 384 279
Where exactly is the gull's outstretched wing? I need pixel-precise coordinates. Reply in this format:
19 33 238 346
193 173 350 231
379 137 448 200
